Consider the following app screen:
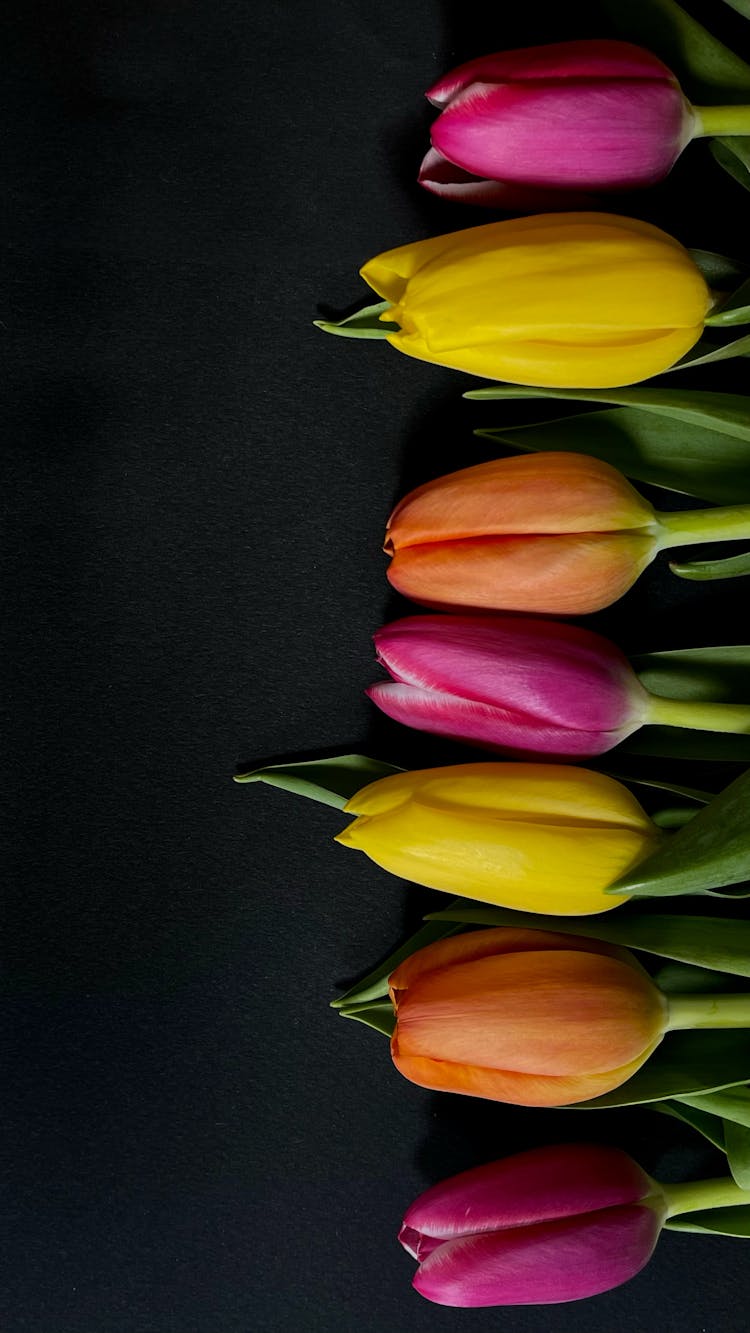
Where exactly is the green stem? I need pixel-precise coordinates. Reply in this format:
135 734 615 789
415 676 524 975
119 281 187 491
656 505 750 550
667 993 750 1031
662 1175 750 1219
645 695 750 735
693 105 750 138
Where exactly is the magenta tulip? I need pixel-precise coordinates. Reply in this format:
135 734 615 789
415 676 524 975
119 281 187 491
367 614 650 759
419 39 697 201
401 1144 666 1306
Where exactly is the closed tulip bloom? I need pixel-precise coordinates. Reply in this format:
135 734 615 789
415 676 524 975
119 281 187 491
359 213 710 387
385 452 750 615
335 763 660 915
420 40 696 202
389 927 750 1105
388 927 668 1105
368 614 649 758
400 1144 667 1305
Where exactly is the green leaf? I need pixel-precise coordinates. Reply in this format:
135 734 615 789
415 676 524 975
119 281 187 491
633 645 750 703
620 726 750 762
424 905 750 978
612 768 750 899
671 331 750 370
477 407 750 504
719 0 750 23
689 249 748 285
599 0 750 101
712 138 750 192
233 754 403 808
666 1205 750 1236
678 1086 750 1130
314 299 397 339
469 385 750 442
706 278 750 327
605 773 713 803
572 1030 750 1108
670 549 750 580
331 913 463 1008
656 1100 727 1151
337 1001 396 1037
726 1120 750 1186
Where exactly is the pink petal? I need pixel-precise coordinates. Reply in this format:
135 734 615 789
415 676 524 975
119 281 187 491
412 1205 662 1306
431 79 689 189
366 680 623 758
417 147 598 211
401 1146 654 1244
426 39 675 105
372 615 645 735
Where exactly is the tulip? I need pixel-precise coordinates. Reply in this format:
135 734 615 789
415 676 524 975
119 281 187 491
335 762 661 915
368 613 750 756
388 926 750 1105
357 213 711 387
400 1143 750 1306
418 40 750 203
385 452 750 615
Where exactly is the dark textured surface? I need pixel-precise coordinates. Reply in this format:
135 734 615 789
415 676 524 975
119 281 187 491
3 1 750 1329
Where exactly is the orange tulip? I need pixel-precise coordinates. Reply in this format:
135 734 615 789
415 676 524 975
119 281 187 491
386 451 750 615
388 927 668 1106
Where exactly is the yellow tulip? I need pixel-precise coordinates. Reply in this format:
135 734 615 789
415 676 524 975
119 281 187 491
359 212 710 387
335 763 661 915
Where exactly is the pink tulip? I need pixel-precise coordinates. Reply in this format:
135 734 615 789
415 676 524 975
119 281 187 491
419 39 695 200
367 614 649 759
400 1144 666 1306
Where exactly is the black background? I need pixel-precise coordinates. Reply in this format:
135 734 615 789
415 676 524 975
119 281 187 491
4 1 750 1330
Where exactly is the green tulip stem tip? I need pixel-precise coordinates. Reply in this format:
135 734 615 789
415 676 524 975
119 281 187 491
656 505 750 550
645 694 750 735
667 992 750 1031
693 105 750 139
663 1175 750 1219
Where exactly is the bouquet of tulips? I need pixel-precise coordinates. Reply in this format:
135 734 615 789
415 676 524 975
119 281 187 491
238 0 750 1316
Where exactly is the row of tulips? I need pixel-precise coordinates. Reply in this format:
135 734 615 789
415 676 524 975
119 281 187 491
249 11 750 1316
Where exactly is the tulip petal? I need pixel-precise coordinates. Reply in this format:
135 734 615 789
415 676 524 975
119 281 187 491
412 1205 662 1305
417 148 598 211
390 1041 663 1106
367 679 630 757
401 1144 654 1239
394 950 666 1075
385 453 656 544
346 763 654 829
371 614 647 746
425 40 675 106
431 80 689 190
387 532 658 615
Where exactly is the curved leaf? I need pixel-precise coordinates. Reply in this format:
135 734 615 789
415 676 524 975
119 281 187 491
477 408 750 504
633 645 750 702
679 1087 750 1130
726 1120 750 1186
620 726 750 762
338 1002 396 1037
656 1100 727 1151
720 0 750 19
233 754 402 808
666 1205 750 1236
424 906 750 978
670 549 750 580
331 912 463 1008
468 386 750 442
599 0 750 102
572 1030 750 1108
712 138 750 192
612 769 750 898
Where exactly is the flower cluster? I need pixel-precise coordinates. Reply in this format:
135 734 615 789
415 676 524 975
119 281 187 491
242 8 750 1317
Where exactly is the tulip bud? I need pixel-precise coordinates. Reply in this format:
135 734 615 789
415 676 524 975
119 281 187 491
385 452 750 615
359 213 710 387
335 762 660 915
388 927 668 1104
400 1144 667 1305
419 40 697 201
388 927 750 1106
368 613 650 758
